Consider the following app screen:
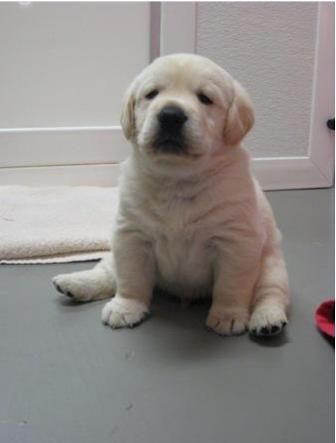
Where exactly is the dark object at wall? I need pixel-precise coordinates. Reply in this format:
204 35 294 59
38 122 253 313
326 118 335 130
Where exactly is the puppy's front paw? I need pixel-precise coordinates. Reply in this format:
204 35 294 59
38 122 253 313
249 304 288 337
101 294 149 329
206 307 248 336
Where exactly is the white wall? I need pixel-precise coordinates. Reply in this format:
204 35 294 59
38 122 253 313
0 2 149 128
197 2 318 159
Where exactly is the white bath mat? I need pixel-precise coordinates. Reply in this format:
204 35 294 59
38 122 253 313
0 186 119 264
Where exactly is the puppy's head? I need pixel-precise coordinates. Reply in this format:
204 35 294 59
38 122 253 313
121 54 254 164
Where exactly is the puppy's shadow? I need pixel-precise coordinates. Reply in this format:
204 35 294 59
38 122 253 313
249 330 290 347
54 292 103 313
148 291 290 358
55 288 290 359
144 292 240 361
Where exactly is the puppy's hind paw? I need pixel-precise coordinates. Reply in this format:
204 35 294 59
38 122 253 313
249 305 288 337
52 275 75 298
52 272 95 302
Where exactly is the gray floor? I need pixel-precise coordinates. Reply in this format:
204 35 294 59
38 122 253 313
0 189 334 443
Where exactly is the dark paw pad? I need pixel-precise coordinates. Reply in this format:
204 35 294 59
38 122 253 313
271 325 280 334
261 326 272 335
256 322 287 337
53 282 64 294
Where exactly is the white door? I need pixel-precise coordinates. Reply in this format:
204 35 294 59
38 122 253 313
0 2 150 186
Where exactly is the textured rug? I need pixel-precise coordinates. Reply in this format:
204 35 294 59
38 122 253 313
0 186 118 264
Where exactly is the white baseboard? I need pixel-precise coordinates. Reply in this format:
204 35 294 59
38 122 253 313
252 156 333 191
0 155 333 190
0 164 121 187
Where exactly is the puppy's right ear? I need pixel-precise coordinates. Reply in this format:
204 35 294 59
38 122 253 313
120 81 137 140
223 80 254 146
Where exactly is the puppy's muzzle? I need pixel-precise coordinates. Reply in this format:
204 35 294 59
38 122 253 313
155 106 188 155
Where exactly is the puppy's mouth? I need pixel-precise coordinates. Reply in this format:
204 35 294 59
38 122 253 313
153 134 186 155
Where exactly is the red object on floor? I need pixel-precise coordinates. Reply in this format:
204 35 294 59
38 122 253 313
315 300 335 338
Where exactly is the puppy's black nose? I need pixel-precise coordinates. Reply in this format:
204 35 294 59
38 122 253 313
158 106 188 131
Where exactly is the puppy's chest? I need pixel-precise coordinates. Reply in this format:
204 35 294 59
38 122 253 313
148 197 216 292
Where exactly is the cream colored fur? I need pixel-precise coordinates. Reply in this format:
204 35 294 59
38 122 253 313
53 54 289 337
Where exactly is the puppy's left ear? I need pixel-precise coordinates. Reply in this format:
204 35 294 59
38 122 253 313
120 81 137 140
223 80 254 146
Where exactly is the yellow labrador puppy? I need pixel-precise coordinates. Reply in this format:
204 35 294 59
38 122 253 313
53 54 289 337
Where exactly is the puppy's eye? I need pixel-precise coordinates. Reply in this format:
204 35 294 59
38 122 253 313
197 93 213 105
145 90 159 100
